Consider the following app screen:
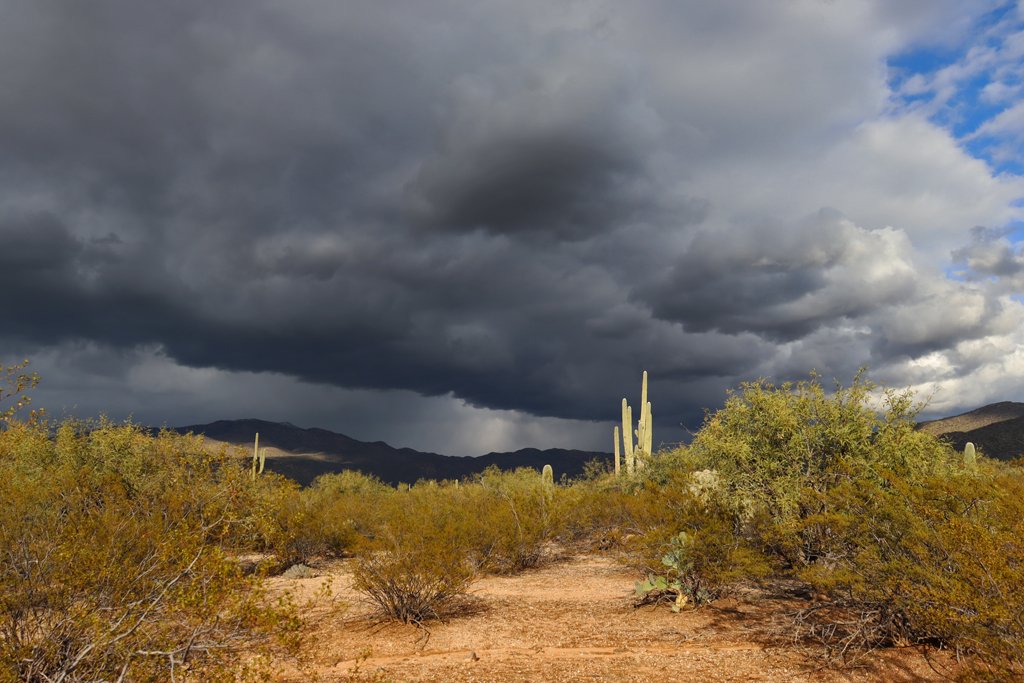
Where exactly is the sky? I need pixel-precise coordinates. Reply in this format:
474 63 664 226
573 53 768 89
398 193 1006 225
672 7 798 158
3 1 1024 456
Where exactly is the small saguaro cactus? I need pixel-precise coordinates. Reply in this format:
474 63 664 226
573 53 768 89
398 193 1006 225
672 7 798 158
616 371 653 475
542 464 554 486
964 441 977 467
251 432 266 480
613 426 621 476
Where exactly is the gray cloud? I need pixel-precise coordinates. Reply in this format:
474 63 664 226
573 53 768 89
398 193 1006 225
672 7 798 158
641 211 920 340
952 226 1024 281
3 1 1024 452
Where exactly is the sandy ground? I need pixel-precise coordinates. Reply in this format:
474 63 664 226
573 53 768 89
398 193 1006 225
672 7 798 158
267 552 951 682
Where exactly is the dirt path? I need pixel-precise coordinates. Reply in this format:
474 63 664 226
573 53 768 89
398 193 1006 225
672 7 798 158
269 553 949 682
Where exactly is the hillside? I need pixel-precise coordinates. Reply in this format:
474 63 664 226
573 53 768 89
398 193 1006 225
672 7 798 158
169 418 612 485
917 401 1024 461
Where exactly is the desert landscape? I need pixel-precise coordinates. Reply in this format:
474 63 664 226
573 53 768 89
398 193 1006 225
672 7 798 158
6 3 1024 681
268 551 951 683
3 367 1024 681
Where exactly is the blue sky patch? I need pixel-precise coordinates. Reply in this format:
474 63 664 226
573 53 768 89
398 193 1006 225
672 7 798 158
888 2 1023 178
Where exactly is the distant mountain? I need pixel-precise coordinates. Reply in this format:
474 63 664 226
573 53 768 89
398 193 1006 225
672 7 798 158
168 419 612 486
917 402 1024 461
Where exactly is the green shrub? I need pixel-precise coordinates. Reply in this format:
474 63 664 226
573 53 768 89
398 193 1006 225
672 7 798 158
625 469 771 607
686 371 957 566
467 467 559 573
257 470 394 567
350 483 476 624
550 474 635 549
790 466 1024 677
0 419 300 682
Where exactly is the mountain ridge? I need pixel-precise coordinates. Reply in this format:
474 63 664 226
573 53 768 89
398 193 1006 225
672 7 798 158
167 418 612 485
917 401 1024 461
166 399 1024 486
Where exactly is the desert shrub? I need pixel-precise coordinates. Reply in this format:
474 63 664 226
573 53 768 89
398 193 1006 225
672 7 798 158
0 419 300 682
306 470 392 548
0 359 39 423
249 476 321 567
257 471 393 566
551 474 636 548
464 467 560 573
350 483 476 624
686 372 958 566
625 469 772 607
791 466 1024 677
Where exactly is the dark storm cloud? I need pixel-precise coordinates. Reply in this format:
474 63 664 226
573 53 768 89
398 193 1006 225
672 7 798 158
3 0 1023 437
404 110 686 240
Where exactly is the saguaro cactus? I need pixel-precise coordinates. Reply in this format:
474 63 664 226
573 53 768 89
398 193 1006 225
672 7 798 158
251 432 266 480
542 464 554 486
621 398 634 474
964 441 977 467
613 426 621 476
617 371 653 475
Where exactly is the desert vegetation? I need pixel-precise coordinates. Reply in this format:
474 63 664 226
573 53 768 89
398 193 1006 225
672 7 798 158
2 361 1023 681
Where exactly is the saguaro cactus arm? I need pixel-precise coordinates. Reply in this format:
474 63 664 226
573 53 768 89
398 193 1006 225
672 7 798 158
621 399 633 458
622 403 630 473
640 371 648 423
644 401 653 455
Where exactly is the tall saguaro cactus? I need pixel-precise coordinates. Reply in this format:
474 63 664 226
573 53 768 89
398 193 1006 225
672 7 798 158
615 371 653 475
621 398 634 474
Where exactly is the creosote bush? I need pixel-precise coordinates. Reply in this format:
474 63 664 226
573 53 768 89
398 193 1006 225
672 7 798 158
345 468 568 623
468 467 560 573
661 372 1024 677
789 467 1024 677
621 468 772 607
350 482 477 625
0 418 301 683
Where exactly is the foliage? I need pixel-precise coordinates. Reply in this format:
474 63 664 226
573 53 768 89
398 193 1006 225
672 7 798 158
7 361 1024 677
686 371 957 565
468 467 560 573
0 419 300 682
624 469 772 607
350 483 476 625
0 359 39 424
790 466 1024 677
662 371 1024 676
